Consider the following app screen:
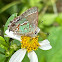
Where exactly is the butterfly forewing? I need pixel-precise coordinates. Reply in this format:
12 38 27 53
8 7 38 36
21 7 38 26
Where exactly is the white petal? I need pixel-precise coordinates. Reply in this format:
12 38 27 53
28 51 38 62
5 29 21 41
9 49 26 62
39 39 52 50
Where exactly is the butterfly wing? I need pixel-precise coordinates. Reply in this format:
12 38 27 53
8 7 38 36
21 7 38 26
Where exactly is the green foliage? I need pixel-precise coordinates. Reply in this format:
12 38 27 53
0 36 8 50
0 54 6 62
0 36 5 41
56 13 62 25
0 0 62 62
22 53 30 62
41 14 57 26
46 27 62 62
0 47 6 62
4 13 17 32
0 1 20 14
38 14 57 29
11 40 21 46
0 47 5 53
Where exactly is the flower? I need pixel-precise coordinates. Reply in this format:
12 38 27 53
5 27 52 62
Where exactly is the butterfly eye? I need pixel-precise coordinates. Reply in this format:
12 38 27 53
35 31 37 34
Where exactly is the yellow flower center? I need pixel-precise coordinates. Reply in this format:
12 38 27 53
21 36 40 52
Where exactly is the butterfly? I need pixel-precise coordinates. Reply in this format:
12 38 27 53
8 7 39 37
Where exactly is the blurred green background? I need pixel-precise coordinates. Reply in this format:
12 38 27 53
0 0 62 62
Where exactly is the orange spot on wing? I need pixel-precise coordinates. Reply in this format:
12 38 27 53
17 24 20 31
21 23 27 26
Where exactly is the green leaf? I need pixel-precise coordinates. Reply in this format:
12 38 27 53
0 36 5 42
0 44 8 50
0 47 5 54
5 49 14 57
11 40 21 46
0 54 6 62
22 53 29 62
45 27 62 62
0 36 8 48
56 13 62 25
35 49 45 62
4 13 17 32
41 14 57 26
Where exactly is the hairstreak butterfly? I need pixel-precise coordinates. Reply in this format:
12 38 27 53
8 7 39 37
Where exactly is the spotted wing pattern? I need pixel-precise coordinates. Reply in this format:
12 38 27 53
8 7 38 36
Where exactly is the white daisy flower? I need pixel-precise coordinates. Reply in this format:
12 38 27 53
5 28 52 62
